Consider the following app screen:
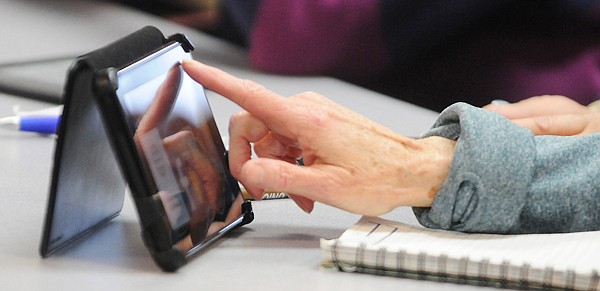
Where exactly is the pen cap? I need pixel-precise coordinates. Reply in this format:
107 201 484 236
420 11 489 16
20 115 61 134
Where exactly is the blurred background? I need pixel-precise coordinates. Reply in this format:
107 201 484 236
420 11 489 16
113 0 600 112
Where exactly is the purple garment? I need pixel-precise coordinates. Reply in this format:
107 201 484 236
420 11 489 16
241 0 600 110
248 0 389 78
500 43 600 106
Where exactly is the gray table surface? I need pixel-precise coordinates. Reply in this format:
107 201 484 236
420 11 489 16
0 0 505 290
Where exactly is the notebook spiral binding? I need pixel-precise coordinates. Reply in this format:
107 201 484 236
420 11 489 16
329 241 600 291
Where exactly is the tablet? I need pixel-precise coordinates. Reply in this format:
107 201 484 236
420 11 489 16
0 56 72 103
40 27 253 271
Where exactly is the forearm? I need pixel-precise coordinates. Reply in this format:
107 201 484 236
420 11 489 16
413 102 600 234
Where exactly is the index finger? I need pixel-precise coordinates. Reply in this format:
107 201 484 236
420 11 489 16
182 60 286 122
513 114 588 136
484 95 588 120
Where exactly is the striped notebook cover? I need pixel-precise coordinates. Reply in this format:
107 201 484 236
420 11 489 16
321 216 600 290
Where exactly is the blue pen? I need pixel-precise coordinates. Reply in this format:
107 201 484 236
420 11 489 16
0 106 62 134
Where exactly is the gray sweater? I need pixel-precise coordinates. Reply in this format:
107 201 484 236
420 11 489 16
414 102 600 234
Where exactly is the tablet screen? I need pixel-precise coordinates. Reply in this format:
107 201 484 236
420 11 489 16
116 43 242 252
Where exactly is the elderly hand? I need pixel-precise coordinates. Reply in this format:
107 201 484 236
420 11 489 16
182 60 455 216
484 95 600 136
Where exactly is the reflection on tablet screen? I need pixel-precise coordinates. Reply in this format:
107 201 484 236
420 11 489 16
116 43 241 253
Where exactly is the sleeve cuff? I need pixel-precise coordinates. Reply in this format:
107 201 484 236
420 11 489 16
413 102 536 233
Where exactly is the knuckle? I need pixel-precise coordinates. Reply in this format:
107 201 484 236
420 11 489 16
293 91 322 102
241 79 266 94
229 111 247 124
534 116 553 133
228 111 246 133
230 110 249 122
274 164 296 190
301 91 320 99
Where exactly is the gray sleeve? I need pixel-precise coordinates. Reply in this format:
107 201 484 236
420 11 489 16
413 102 600 234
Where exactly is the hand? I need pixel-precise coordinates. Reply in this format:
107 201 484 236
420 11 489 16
484 95 600 136
182 60 456 216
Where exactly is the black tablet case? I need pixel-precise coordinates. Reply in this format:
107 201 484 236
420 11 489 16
41 25 173 266
40 26 254 272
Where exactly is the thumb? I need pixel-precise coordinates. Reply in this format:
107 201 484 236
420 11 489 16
287 194 315 214
240 159 326 209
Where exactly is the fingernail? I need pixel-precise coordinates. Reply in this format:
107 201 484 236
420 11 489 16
491 99 510 105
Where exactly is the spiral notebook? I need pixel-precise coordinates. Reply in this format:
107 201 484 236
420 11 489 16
320 216 600 290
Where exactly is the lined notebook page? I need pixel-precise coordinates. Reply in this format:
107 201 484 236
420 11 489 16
321 216 600 290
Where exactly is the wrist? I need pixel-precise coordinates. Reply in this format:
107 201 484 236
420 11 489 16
405 136 455 207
